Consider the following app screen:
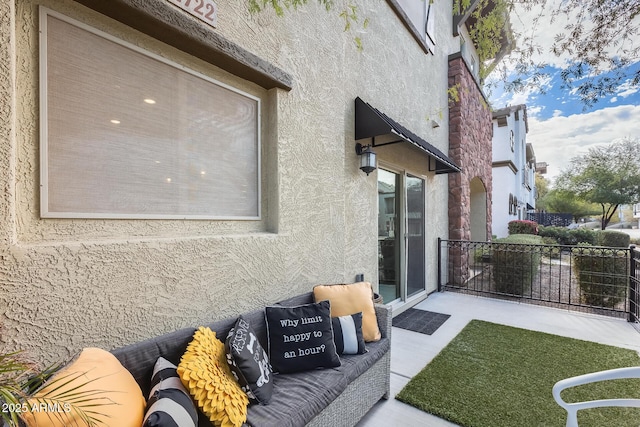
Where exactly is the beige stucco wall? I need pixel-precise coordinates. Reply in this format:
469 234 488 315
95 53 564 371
1 0 458 363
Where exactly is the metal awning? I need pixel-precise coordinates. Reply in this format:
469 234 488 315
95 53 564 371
354 97 461 174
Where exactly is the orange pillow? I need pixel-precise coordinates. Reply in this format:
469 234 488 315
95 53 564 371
313 282 381 342
23 347 145 427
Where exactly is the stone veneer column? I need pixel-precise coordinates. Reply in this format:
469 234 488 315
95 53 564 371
447 54 493 285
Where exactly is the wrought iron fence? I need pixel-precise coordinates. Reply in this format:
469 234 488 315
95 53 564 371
527 212 573 227
438 239 635 319
630 247 640 325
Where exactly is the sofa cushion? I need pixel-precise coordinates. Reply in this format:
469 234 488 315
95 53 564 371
178 326 249 427
246 365 349 427
143 357 198 427
313 282 381 342
225 315 274 404
337 337 390 383
24 347 146 427
332 312 366 355
265 300 340 374
245 335 390 427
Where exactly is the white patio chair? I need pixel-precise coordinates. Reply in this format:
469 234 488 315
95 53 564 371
552 366 640 427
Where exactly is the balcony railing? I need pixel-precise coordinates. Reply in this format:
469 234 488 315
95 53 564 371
438 239 639 321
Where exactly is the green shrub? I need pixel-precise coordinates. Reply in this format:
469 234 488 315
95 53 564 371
541 236 562 259
508 220 539 235
472 244 492 264
569 228 598 245
597 230 631 248
572 243 628 308
537 226 598 246
491 234 543 296
538 226 570 244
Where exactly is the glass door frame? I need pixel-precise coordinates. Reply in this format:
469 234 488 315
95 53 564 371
377 163 428 307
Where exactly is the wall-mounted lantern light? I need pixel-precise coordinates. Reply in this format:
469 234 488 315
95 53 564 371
355 143 377 175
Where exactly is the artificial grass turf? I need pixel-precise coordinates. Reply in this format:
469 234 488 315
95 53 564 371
396 320 640 427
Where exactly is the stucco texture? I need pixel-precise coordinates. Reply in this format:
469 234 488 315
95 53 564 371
1 0 457 363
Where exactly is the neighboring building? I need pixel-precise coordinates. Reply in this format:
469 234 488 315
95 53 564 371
0 0 509 362
491 104 536 238
536 162 548 175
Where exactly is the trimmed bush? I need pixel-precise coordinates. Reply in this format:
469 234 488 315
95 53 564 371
538 226 570 244
492 234 543 296
538 226 598 246
572 243 628 308
508 220 539 235
597 230 630 248
569 228 598 245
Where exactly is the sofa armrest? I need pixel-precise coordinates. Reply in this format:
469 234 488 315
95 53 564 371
374 303 392 340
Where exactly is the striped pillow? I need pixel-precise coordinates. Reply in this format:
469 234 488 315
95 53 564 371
143 357 198 427
332 312 367 355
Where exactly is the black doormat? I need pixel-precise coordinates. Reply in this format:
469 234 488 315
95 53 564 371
392 308 451 335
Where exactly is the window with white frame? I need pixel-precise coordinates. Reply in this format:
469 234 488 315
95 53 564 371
388 0 435 53
39 8 261 220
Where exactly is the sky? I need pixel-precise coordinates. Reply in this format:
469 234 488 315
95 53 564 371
487 2 640 184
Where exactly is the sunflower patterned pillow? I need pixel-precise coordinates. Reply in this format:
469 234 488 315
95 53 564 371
178 326 249 427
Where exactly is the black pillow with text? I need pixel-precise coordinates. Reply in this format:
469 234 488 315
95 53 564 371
265 300 340 374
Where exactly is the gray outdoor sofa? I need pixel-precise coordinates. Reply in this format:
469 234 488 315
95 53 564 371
112 292 392 427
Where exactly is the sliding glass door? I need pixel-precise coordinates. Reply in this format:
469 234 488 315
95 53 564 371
377 168 426 304
378 169 401 303
406 174 426 298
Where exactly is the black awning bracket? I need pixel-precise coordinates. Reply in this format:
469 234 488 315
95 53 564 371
354 97 461 174
370 138 404 149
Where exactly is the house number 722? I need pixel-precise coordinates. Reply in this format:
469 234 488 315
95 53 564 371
166 0 218 28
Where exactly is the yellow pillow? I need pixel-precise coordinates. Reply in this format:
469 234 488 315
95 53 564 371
23 347 145 427
313 282 381 342
178 326 249 427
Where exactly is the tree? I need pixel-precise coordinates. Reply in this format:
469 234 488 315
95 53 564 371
555 138 640 229
495 0 640 108
539 189 599 223
534 173 549 210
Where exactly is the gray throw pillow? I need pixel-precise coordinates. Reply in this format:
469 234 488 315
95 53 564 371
332 312 367 355
225 315 274 404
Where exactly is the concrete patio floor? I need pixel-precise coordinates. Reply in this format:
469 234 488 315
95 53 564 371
356 291 640 427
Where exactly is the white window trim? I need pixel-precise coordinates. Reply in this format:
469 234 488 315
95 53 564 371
39 7 262 220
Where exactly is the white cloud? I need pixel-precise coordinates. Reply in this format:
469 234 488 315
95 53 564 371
528 105 640 183
527 105 543 116
488 73 553 108
615 80 639 98
507 1 640 73
508 0 575 69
